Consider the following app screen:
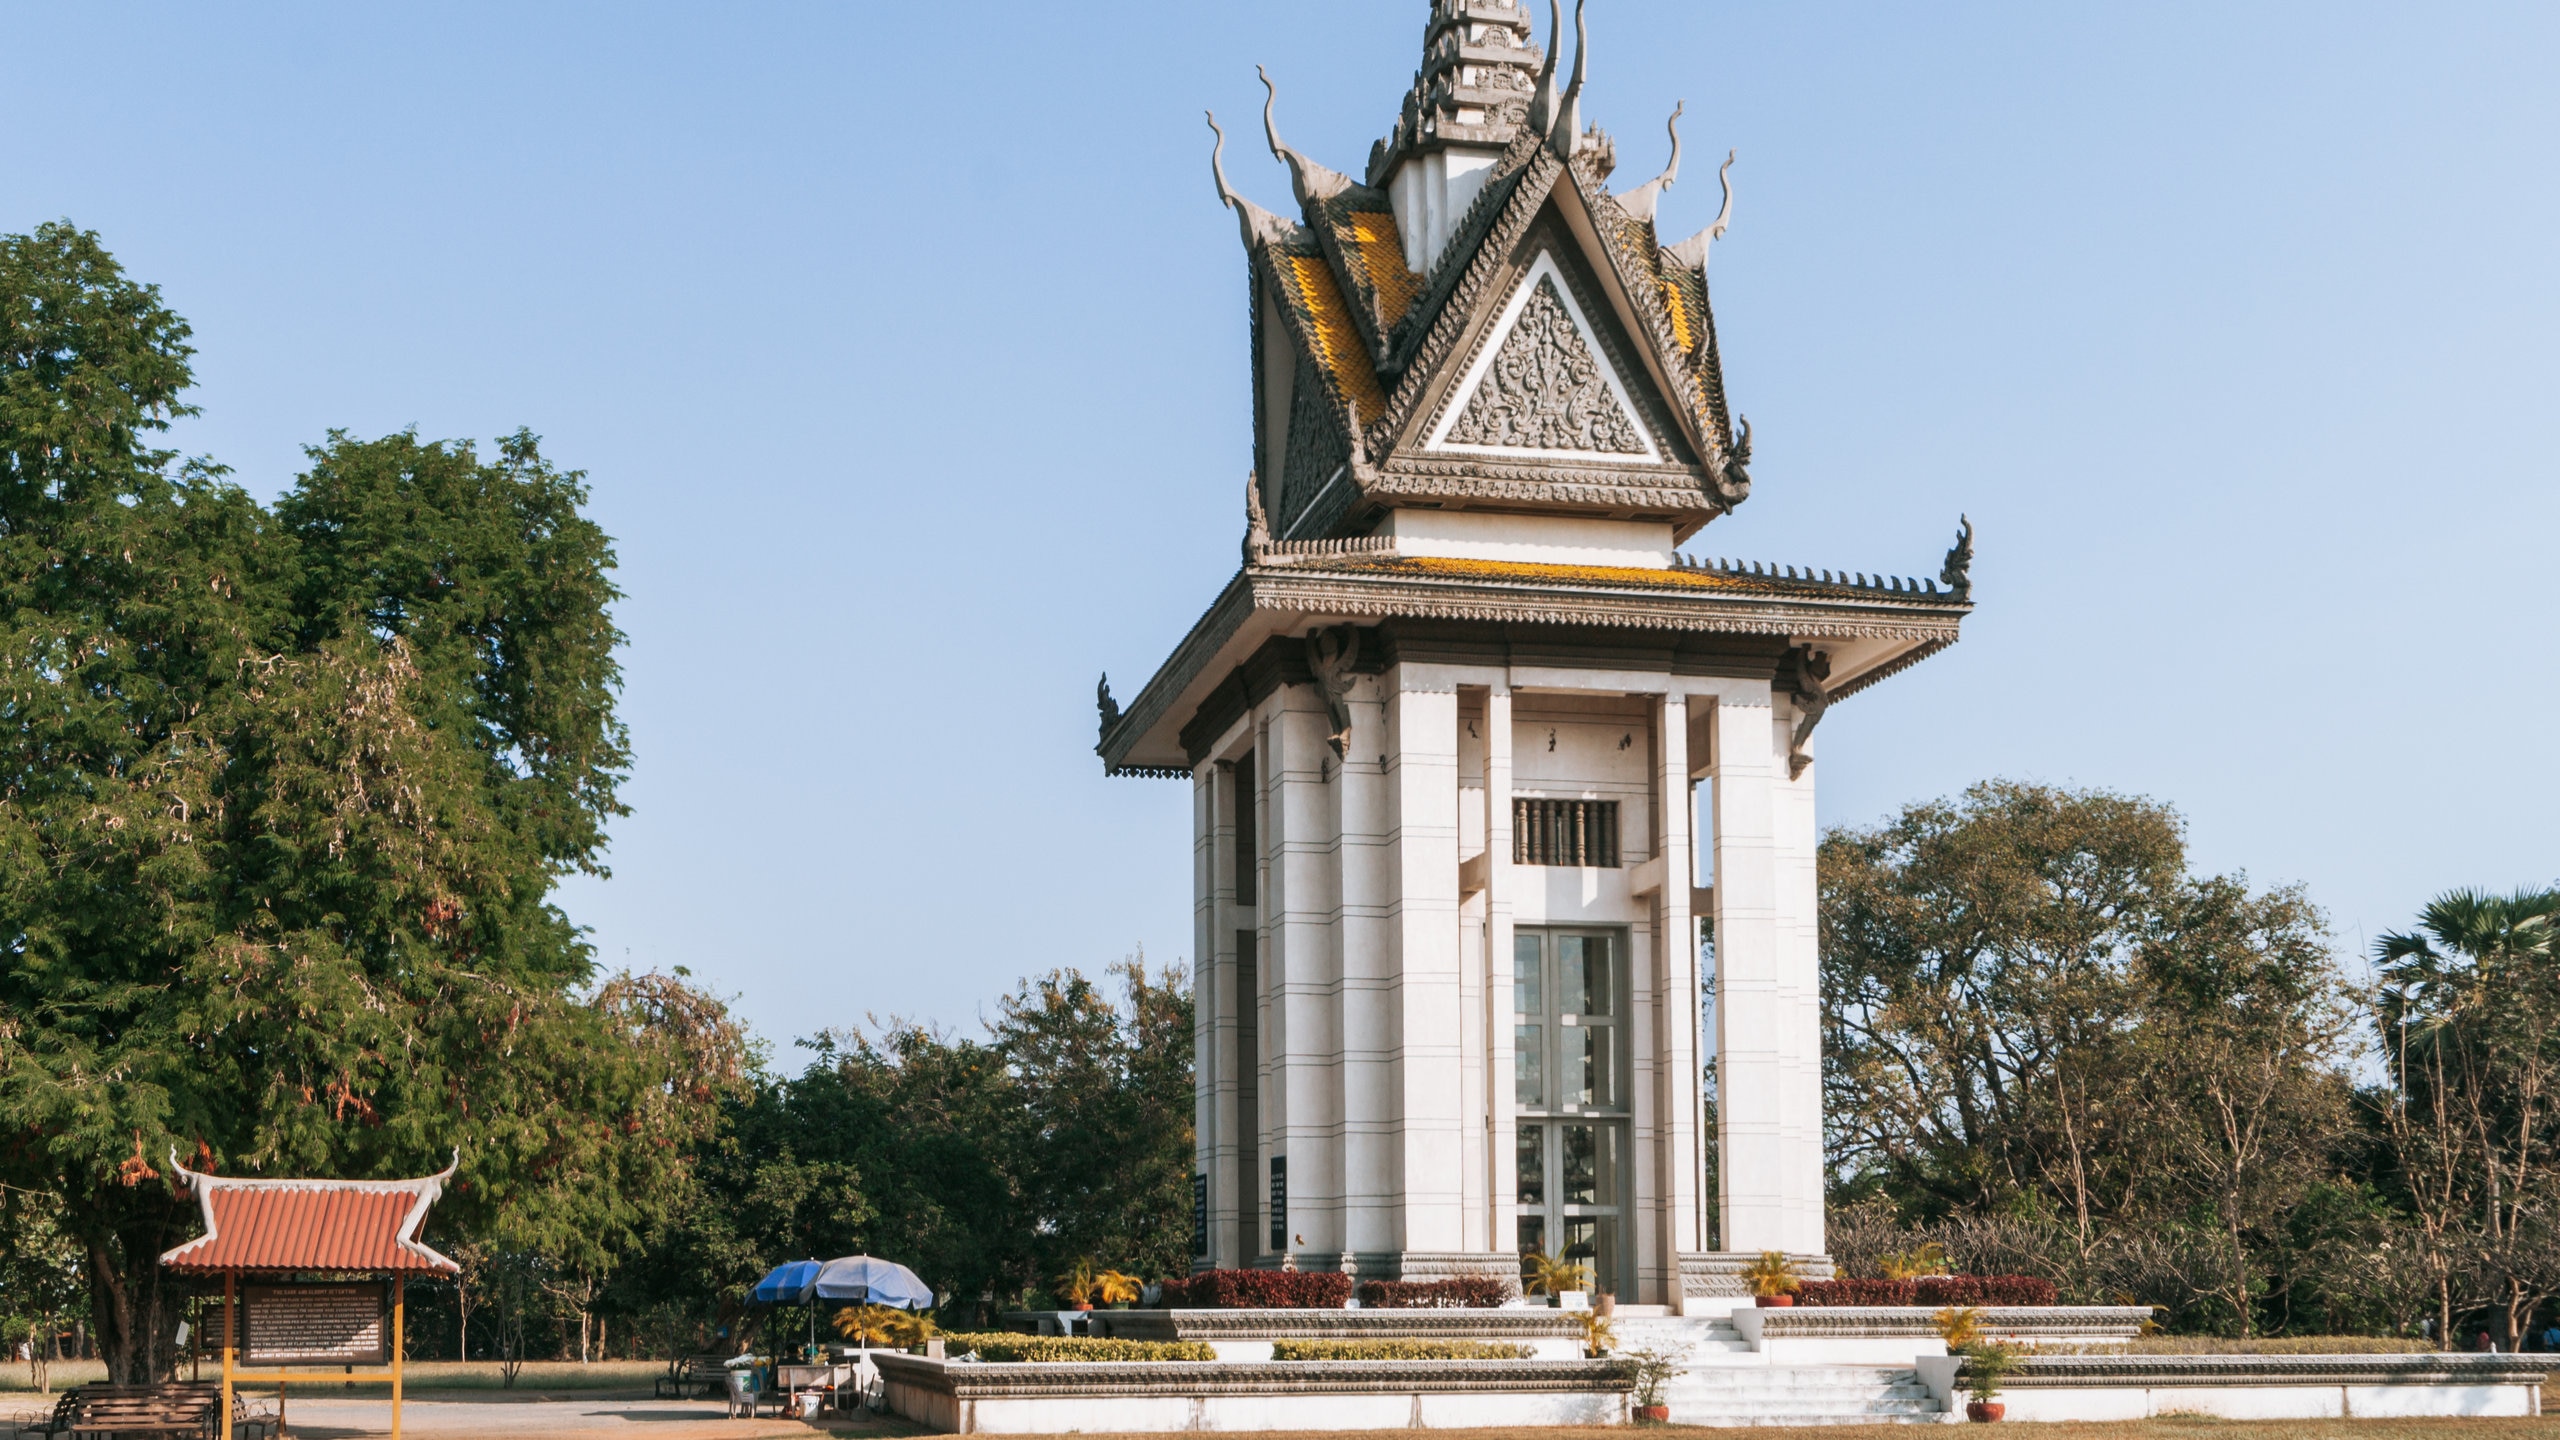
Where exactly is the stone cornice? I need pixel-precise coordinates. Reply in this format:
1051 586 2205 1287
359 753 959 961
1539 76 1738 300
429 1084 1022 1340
1100 559 1965 775
1250 566 1965 644
1081 1307 1580 1342
1984 1354 2548 1388
875 1352 1627 1399
1752 1306 2151 1339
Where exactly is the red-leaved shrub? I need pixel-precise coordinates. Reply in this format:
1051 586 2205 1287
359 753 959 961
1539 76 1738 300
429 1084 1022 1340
1160 1269 1355 1309
1357 1277 1515 1309
1795 1276 2058 1307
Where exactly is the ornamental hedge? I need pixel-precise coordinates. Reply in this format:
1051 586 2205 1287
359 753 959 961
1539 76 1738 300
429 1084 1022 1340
1159 1269 1355 1309
1357 1277 1515 1309
944 1333 1216 1363
1271 1339 1533 1361
1794 1276 2059 1307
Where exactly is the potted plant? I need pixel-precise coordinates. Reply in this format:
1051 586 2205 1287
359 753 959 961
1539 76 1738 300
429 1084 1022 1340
1960 1341 2018 1422
1524 1250 1591 1307
1618 1343 1684 1423
1739 1251 1801 1308
1574 1308 1617 1358
1097 1269 1143 1309
1056 1258 1099 1312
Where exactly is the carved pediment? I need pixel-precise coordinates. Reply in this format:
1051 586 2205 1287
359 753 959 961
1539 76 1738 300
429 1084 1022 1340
1423 247 1666 466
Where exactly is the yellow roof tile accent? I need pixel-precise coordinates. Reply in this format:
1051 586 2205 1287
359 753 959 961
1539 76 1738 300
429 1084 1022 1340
1345 212 1420 328
1285 253 1387 422
1349 555 1768 591
1659 274 1697 353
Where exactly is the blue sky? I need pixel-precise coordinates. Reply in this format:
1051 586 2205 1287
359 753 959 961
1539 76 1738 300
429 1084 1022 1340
7 2 2553 1052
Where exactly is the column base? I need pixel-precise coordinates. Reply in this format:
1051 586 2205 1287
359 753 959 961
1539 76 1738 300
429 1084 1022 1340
1678 1251 1836 1296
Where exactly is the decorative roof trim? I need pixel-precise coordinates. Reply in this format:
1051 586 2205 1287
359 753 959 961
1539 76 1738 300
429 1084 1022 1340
161 1151 463 1276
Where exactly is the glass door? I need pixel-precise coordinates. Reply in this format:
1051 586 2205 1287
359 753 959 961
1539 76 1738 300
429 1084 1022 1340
1513 929 1630 1299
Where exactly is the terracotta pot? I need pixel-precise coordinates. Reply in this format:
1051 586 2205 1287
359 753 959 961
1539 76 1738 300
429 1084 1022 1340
1595 1293 1616 1318
1635 1405 1671 1423
1966 1401 2005 1423
1754 1293 1794 1308
1070 1302 1094 1312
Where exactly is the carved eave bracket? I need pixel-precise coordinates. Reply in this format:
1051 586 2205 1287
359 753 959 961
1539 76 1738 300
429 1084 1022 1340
1784 645 1831 781
1305 625 1360 757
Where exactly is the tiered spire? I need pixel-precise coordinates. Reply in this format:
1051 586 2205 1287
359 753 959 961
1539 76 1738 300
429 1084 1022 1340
1365 2 1547 186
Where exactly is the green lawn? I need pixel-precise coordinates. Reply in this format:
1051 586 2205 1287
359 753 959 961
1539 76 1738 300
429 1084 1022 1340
0 1359 670 1396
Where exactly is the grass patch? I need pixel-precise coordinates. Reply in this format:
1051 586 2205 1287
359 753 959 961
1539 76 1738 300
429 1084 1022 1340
1 1360 674 1396
964 1426 2560 1440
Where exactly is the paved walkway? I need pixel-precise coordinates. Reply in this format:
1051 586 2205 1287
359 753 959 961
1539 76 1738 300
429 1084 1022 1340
222 1396 905 1440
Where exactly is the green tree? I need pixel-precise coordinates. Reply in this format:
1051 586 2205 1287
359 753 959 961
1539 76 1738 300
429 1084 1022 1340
0 221 727 1381
1820 781 2356 1331
2376 888 2560 1348
0 1191 85 1391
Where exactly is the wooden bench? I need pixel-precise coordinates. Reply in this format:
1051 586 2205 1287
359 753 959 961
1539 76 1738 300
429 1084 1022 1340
655 1354 734 1399
47 1384 269 1440
11 1392 77 1439
63 1385 217 1439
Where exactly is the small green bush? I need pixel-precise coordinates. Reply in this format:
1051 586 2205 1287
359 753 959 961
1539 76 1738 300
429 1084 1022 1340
942 1333 1215 1363
1269 1339 1533 1361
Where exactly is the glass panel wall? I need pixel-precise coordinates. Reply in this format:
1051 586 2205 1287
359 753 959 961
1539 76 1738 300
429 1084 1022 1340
1512 928 1630 1299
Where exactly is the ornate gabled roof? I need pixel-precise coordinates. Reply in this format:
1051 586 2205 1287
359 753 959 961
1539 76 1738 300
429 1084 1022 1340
1212 3 1753 547
160 1153 463 1276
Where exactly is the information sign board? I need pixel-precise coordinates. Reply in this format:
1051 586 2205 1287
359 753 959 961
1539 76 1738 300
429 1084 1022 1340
242 1282 388 1365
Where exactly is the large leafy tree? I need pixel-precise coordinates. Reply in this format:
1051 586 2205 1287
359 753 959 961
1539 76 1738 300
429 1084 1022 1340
0 222 729 1381
1820 780 2355 1330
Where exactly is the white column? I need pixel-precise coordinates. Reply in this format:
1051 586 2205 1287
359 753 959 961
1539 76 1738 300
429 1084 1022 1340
1193 762 1225 1269
1265 690 1340 1261
1710 690 1786 1254
1387 679 1465 1259
1339 675 1393 1262
1771 696 1827 1256
1485 687 1519 1264
1651 695 1702 1297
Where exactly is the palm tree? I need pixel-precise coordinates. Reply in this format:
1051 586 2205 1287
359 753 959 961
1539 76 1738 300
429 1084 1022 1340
2373 887 2560 1349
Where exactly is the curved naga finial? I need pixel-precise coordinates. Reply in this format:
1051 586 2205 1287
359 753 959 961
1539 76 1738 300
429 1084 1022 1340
1097 674 1122 743
1551 0 1591 153
1618 100 1683 222
1207 111 1294 248
1939 515 1975 602
1529 0 1563 135
1243 470 1272 563
1259 65 1354 207
1666 149 1736 273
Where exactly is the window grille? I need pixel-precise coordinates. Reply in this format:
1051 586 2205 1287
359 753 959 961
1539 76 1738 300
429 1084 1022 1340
1513 799 1621 868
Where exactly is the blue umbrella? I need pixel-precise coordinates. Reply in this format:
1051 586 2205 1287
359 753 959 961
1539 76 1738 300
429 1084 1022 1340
810 1255 933 1309
749 1260 825 1305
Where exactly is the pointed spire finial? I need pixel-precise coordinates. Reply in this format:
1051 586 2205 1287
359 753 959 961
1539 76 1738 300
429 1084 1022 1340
1552 0 1590 154
1207 111 1294 249
1666 149 1736 273
1618 100 1683 221
1259 65 1354 208
1528 0 1563 135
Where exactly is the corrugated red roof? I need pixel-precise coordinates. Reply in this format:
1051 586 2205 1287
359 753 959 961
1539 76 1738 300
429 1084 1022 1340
160 1156 461 1276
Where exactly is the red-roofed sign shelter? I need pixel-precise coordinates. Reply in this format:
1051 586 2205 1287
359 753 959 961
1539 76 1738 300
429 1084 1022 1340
161 1153 461 1440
